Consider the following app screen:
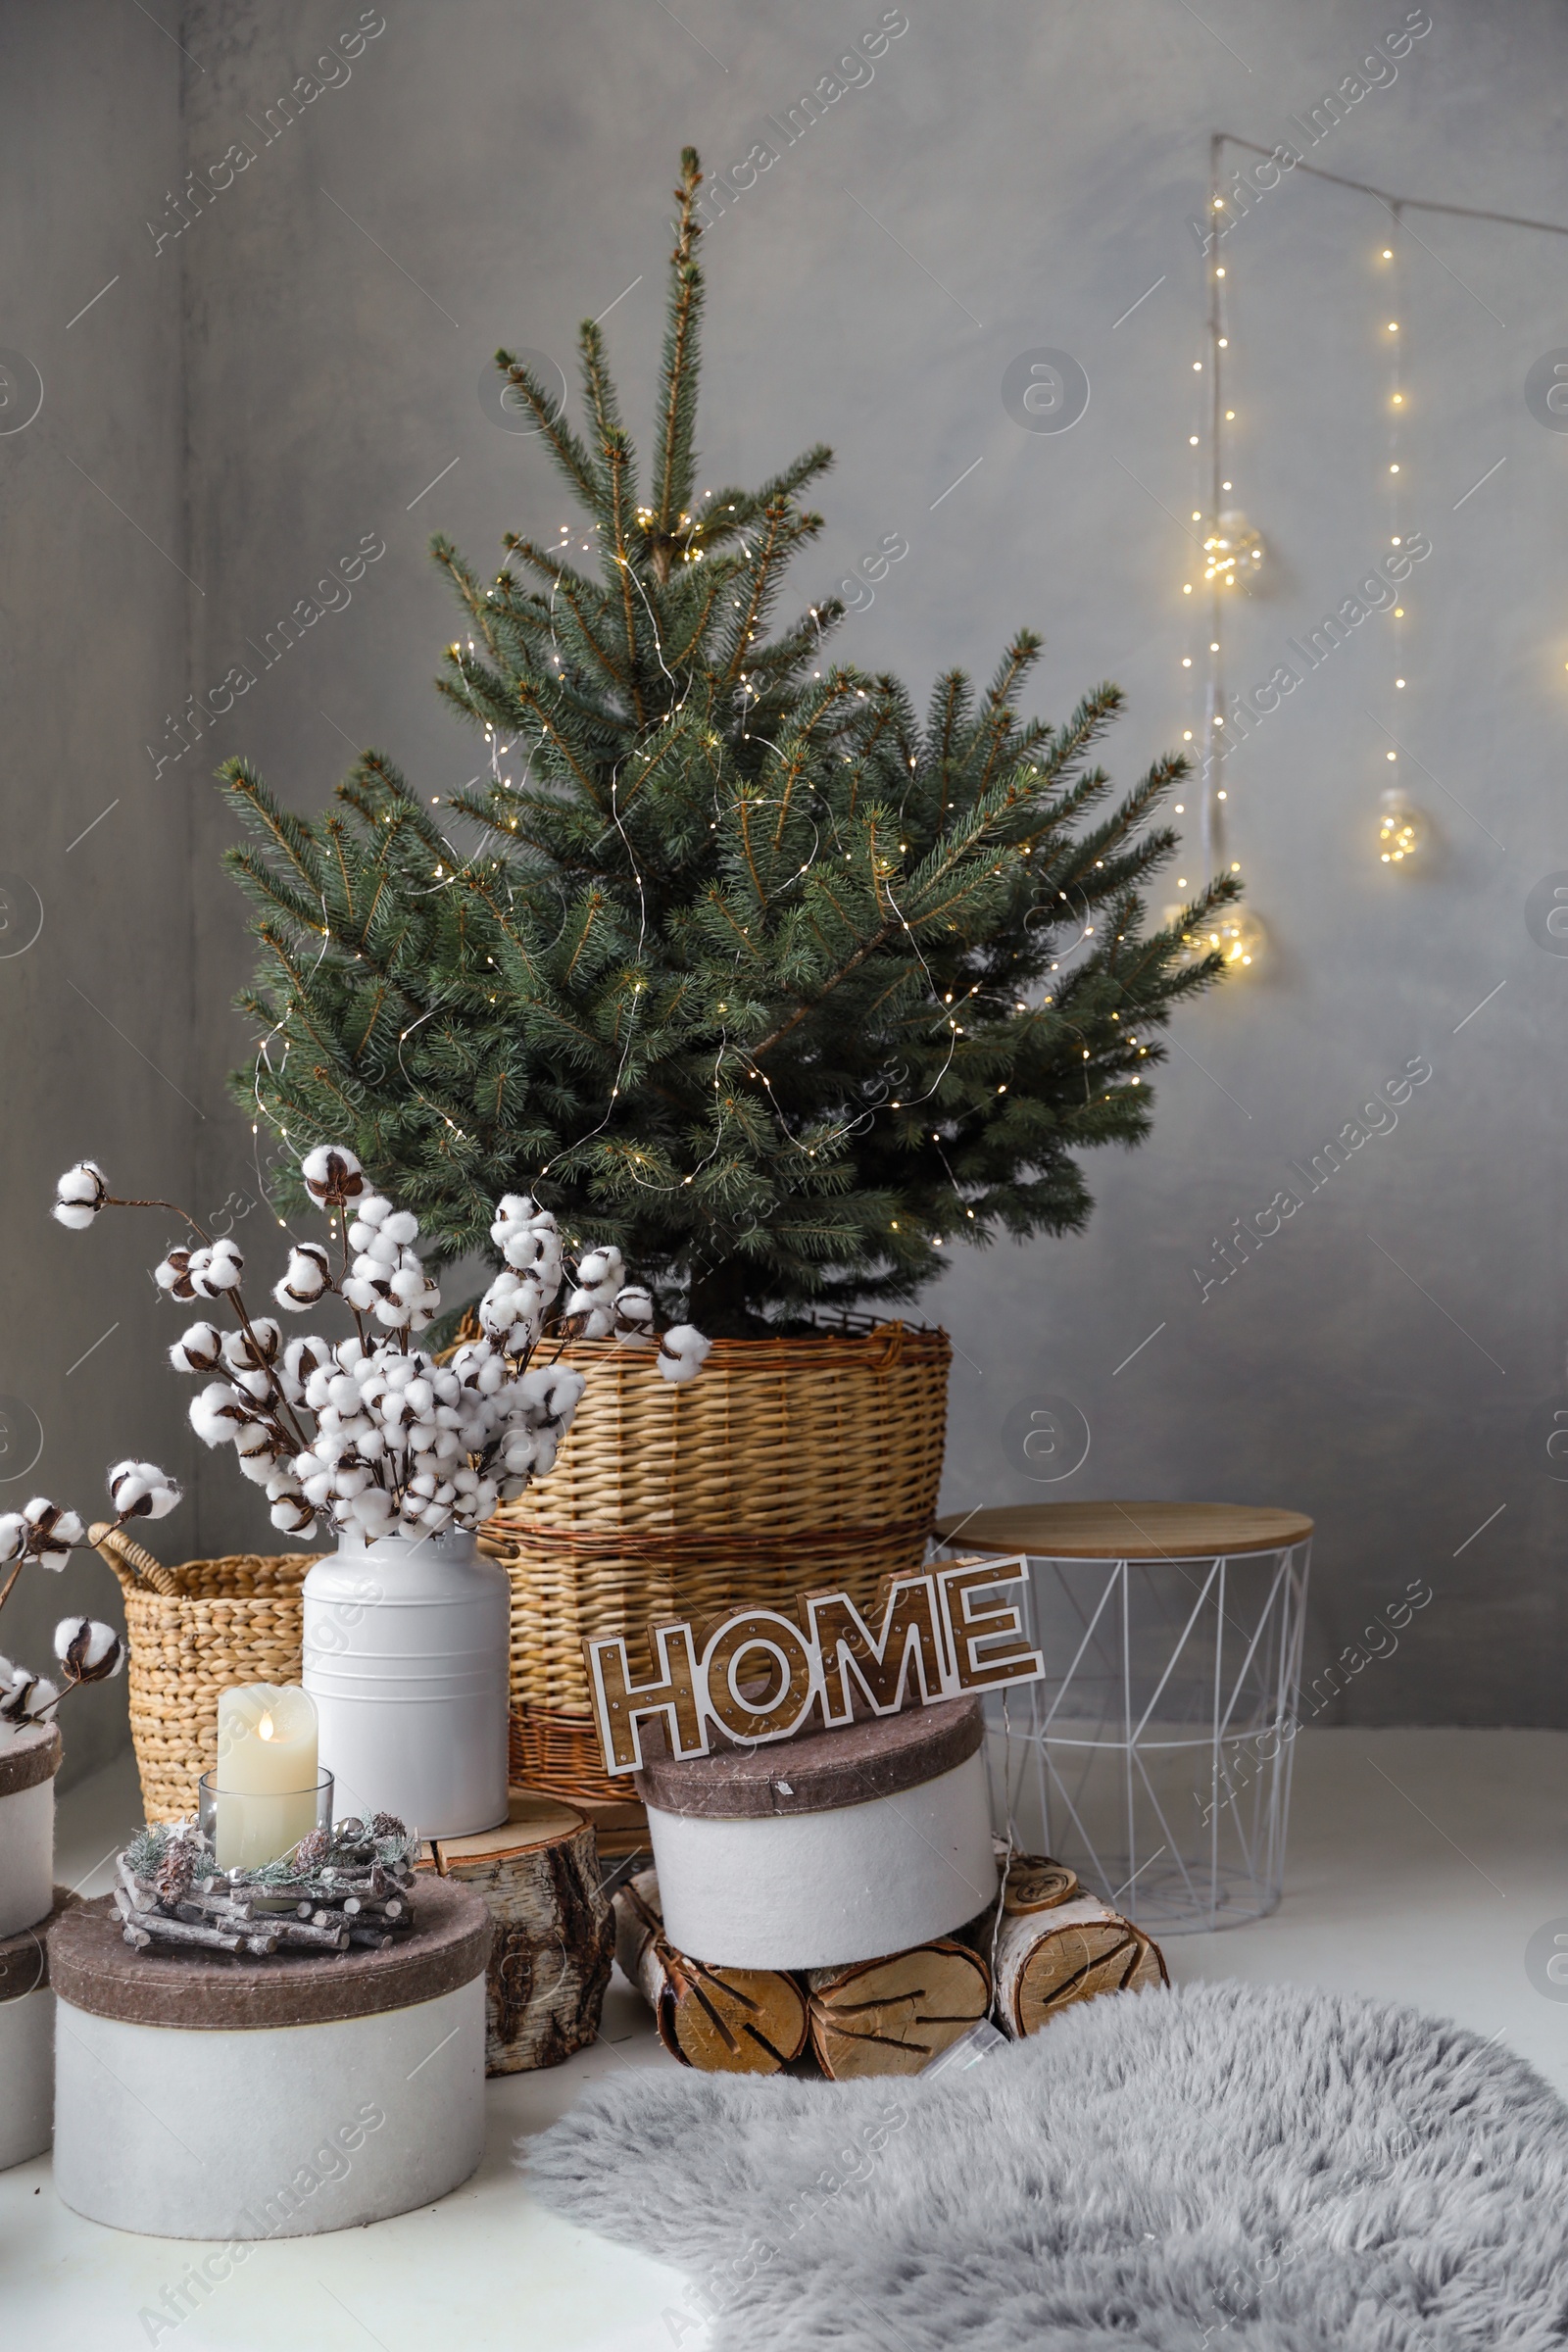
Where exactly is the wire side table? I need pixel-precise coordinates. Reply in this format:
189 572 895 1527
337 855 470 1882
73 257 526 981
935 1502 1313 1936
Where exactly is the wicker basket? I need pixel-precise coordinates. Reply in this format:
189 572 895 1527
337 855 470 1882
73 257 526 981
479 1321 951 1803
91 1524 320 1824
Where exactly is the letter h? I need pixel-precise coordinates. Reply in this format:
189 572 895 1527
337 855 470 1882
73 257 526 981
584 1622 706 1771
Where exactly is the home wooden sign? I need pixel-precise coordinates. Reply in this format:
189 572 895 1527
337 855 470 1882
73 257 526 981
583 1557 1043 1775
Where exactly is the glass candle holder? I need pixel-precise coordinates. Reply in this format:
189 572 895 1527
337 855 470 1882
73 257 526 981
198 1768 334 1872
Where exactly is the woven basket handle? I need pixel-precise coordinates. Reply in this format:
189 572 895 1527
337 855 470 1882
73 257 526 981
89 1520 181 1598
867 1320 907 1372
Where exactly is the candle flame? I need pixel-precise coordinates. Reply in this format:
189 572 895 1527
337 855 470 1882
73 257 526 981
258 1712 275 1740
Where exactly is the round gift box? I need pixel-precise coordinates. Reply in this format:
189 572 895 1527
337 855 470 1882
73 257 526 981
0 1886 73 2172
0 1722 61 1939
50 1878 490 2238
635 1697 998 1970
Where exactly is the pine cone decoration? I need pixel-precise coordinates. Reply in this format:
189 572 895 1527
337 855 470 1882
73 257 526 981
292 1828 330 1874
155 1841 195 1906
370 1811 407 1840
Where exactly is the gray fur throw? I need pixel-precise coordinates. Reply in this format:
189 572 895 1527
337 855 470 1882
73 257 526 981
525 1979 1568 2349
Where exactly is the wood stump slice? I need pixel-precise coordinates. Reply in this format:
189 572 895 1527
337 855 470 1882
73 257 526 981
806 1938 991 2080
991 1894 1167 2037
613 1868 807 2075
423 1790 613 2075
1000 1853 1079 1915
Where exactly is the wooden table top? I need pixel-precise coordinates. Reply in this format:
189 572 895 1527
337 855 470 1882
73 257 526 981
934 1500 1314 1560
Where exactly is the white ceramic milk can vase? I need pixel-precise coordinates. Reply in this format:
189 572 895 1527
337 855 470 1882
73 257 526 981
301 1527 509 1838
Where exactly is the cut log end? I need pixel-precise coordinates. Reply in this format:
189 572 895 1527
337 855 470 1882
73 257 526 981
989 1894 1168 2038
806 1939 992 2081
614 1869 808 2076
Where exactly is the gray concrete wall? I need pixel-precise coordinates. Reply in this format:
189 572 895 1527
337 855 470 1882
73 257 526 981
0 5 191 1787
10 0 1568 1750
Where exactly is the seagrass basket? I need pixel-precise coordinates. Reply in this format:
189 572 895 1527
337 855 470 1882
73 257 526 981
90 1523 319 1823
478 1320 952 1803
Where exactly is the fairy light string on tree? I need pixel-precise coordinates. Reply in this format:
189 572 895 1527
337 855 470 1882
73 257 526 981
214 148 1242 1338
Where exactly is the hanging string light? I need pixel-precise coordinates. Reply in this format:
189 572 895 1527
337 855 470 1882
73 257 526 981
1375 211 1427 871
1178 136 1264 974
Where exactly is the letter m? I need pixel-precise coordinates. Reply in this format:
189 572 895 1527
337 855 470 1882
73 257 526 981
807 1576 950 1724
1300 612 1348 663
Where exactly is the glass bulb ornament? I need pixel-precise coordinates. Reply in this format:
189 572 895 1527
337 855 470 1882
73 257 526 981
1377 789 1426 866
1182 906 1266 973
1201 510 1264 589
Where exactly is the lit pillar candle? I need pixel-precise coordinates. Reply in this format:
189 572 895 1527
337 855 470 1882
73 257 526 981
215 1685 319 1870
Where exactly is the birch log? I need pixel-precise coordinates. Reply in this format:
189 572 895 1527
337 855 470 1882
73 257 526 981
613 1869 808 2074
987 1893 1167 2036
425 1792 613 2074
806 1937 992 2080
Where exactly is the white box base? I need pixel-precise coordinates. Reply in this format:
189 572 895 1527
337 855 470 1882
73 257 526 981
0 1984 53 2171
0 1777 54 1940
648 1749 999 1969
54 1977 485 2238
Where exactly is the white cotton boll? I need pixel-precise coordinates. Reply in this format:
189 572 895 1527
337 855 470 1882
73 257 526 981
107 1462 181 1520
354 1193 393 1231
575 1247 624 1295
532 1432 559 1477
381 1209 419 1248
170 1321 223 1376
52 1162 110 1230
334 1465 371 1498
335 1338 369 1372
614 1286 656 1331
351 1489 395 1532
230 1367 270 1405
241 1318 280 1364
196 1237 244 1295
302 1471 335 1508
342 1277 380 1313
357 1233 400 1270
387 1267 424 1306
278 1338 328 1405
301 1145 364 1204
23 1678 61 1719
373 1297 412 1329
275 1244 331 1309
190 1384 242 1446
327 1374 361 1412
271 1493 317 1533
658 1325 712 1384
233 1423 273 1461
404 1378 433 1418
0 1515 26 1564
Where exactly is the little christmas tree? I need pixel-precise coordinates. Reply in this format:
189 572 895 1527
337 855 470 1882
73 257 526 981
219 151 1238 1336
